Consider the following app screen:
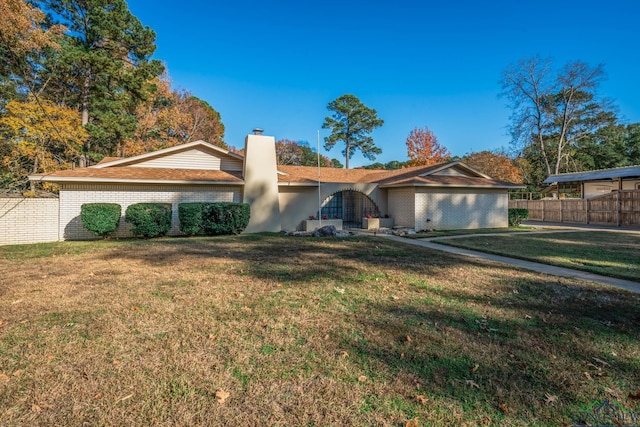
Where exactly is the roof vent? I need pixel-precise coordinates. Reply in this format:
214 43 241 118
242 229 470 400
253 127 264 135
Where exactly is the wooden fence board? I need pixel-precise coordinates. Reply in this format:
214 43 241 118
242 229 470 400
509 190 640 227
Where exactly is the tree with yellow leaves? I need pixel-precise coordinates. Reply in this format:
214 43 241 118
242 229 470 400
0 98 86 192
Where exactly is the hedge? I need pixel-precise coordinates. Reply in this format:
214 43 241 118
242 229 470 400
81 203 121 237
508 208 529 226
178 203 206 235
178 202 250 236
125 203 172 238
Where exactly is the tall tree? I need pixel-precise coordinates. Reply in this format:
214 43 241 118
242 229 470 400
322 94 384 169
39 0 164 158
0 0 64 105
123 76 226 156
500 56 616 186
275 139 334 167
0 98 86 192
405 126 450 166
175 93 226 148
462 150 522 183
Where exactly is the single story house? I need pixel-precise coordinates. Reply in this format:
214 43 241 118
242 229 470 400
29 132 522 239
544 165 640 199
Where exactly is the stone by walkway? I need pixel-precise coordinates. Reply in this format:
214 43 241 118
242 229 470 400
371 232 640 294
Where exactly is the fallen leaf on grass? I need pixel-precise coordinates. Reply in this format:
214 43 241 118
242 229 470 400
584 372 593 381
628 391 640 400
215 389 230 403
592 357 610 367
32 404 41 413
334 287 345 294
341 351 349 358
13 369 23 377
0 373 10 383
405 417 419 427
358 376 367 382
323 334 329 341
471 364 479 373
406 335 412 342
499 403 509 414
130 306 139 312
544 394 558 404
415 395 428 404
465 380 480 389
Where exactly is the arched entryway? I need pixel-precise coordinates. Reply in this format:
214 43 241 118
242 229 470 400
317 190 380 228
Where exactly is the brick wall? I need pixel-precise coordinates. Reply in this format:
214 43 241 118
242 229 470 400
415 188 508 230
388 188 416 228
0 198 59 245
59 183 242 240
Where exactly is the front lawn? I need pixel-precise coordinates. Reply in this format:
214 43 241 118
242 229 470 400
1 235 639 426
433 231 640 282
406 226 537 239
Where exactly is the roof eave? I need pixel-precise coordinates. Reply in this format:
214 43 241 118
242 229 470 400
379 183 525 189
29 176 244 186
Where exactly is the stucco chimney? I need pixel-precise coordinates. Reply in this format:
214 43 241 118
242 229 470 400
242 131 281 233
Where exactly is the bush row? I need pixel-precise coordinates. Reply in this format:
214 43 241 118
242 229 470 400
508 208 529 226
179 202 250 236
80 202 250 238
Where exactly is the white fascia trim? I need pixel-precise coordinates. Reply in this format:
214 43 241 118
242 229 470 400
29 176 244 186
380 183 525 189
419 161 492 180
277 182 319 187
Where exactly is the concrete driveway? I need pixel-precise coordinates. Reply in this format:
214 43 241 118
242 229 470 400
368 225 640 293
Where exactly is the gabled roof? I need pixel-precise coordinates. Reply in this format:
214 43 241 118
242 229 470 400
278 161 522 188
29 140 245 185
29 140 522 189
93 140 243 168
544 165 640 184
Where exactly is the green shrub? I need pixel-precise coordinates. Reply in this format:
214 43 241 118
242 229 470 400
508 208 529 226
81 203 121 238
202 202 250 235
125 203 172 238
178 203 206 235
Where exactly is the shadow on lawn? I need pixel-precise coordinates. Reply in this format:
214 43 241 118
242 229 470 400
99 235 472 284
95 235 640 422
343 277 640 423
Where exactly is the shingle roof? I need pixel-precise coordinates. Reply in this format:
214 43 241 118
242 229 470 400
544 165 640 184
30 167 244 184
30 157 520 189
277 163 521 188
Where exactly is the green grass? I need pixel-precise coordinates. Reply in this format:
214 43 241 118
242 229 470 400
406 226 537 239
0 235 639 426
433 231 640 281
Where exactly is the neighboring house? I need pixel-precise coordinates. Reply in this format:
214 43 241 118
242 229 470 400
29 133 522 239
544 165 640 199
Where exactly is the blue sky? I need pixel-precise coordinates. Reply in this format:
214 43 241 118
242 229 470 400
129 0 640 167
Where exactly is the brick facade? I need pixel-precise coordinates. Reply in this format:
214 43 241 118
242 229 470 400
59 184 241 240
388 188 416 228
415 188 507 230
0 198 59 245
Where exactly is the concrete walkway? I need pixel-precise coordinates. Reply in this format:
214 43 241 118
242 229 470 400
366 231 640 294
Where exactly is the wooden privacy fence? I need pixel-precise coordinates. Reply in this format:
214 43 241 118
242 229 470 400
509 190 640 227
